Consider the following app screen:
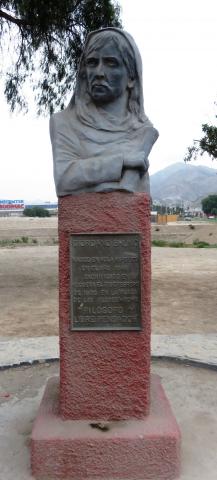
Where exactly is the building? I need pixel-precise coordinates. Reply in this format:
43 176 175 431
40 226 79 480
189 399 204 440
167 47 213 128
0 200 58 217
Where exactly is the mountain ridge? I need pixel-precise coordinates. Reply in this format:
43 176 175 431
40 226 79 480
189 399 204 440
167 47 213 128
150 162 217 205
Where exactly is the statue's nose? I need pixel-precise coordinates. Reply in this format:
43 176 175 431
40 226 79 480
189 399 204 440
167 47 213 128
95 61 105 78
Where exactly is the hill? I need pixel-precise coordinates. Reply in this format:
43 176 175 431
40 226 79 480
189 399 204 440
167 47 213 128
150 163 217 205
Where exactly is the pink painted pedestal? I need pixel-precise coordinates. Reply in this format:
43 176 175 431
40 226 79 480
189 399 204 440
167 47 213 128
31 193 181 479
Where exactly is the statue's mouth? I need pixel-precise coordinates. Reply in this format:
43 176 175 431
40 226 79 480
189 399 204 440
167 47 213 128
92 83 108 90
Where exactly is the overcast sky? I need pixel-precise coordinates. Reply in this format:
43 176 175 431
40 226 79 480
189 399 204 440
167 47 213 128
1 0 217 201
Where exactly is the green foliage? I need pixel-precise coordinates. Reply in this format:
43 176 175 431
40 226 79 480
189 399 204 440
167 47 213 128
21 235 29 243
185 103 217 162
0 236 41 247
152 240 185 248
201 195 217 215
0 0 122 113
152 240 167 247
193 239 210 248
152 239 216 248
23 206 51 217
168 241 185 248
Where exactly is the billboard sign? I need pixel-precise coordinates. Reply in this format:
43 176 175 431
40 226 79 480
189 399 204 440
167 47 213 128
0 200 24 210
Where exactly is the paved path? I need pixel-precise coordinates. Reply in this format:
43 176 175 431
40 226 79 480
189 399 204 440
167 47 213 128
1 334 217 369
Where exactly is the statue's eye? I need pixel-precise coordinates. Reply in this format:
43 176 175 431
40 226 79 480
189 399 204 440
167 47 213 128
86 58 98 67
106 58 119 67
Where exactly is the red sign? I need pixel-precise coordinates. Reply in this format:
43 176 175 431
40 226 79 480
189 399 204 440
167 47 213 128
0 200 24 210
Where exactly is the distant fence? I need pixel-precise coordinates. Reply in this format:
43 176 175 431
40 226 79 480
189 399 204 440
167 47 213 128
157 214 179 225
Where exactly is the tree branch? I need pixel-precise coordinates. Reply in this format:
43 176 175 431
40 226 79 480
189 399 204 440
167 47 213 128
70 0 85 15
0 9 25 27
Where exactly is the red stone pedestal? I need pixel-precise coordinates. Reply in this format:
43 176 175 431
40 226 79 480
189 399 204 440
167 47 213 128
31 375 181 480
58 193 151 420
31 193 181 479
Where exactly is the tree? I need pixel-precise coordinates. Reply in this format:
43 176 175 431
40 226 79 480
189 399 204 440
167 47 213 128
23 206 51 217
201 195 217 216
0 0 121 114
184 104 217 162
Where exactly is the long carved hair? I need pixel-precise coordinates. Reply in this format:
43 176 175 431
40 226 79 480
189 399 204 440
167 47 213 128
69 28 146 123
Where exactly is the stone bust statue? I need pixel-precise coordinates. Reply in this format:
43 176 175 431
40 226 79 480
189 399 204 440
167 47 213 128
50 28 158 196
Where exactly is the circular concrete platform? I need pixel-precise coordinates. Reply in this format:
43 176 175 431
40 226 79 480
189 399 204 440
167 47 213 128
0 359 217 479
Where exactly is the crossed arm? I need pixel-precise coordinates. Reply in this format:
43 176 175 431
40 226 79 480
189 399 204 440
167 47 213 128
50 115 158 195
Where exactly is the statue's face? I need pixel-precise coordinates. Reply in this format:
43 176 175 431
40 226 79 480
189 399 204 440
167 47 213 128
85 41 130 105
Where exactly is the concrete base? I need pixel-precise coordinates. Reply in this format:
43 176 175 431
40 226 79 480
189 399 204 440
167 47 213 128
31 375 181 480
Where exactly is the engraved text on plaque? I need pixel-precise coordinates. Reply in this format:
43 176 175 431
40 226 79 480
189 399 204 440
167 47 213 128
70 234 141 330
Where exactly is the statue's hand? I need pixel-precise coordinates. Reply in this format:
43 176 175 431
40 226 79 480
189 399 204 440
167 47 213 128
123 152 149 171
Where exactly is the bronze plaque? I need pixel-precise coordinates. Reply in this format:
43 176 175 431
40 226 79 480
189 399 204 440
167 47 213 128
70 233 141 330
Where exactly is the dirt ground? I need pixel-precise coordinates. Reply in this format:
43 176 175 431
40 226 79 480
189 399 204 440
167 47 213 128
152 247 217 334
152 221 217 244
0 217 217 336
1 216 217 245
0 216 58 244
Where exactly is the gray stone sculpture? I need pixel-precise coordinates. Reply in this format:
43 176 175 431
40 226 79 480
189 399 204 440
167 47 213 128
50 28 159 196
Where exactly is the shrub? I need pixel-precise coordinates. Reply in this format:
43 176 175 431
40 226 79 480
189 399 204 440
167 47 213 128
152 240 167 247
168 241 185 248
21 236 29 243
23 206 50 217
0 236 39 248
193 239 209 248
202 195 217 215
